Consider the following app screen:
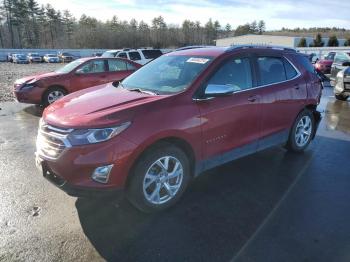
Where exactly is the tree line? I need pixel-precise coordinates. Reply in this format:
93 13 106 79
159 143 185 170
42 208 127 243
297 33 350 47
1 0 349 49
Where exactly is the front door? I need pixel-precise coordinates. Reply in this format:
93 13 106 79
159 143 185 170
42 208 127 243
196 55 262 170
71 59 108 92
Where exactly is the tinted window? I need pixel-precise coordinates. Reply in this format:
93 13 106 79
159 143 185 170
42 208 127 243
208 57 253 91
118 52 127 59
257 57 286 85
283 59 298 79
128 51 141 61
297 55 315 74
142 50 163 59
325 52 335 60
79 60 106 74
108 59 127 71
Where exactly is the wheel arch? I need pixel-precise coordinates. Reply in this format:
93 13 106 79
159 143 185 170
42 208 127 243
125 136 197 189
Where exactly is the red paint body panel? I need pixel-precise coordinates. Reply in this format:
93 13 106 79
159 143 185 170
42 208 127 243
13 57 141 105
37 47 322 194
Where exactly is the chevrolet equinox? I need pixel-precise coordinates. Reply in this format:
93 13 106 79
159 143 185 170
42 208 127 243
35 46 322 212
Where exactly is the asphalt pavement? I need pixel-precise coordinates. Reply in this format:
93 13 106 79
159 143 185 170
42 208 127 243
0 85 350 262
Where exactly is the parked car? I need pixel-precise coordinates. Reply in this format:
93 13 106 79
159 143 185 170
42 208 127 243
116 49 163 64
101 49 123 58
27 53 42 63
35 46 322 213
14 57 141 106
330 52 350 84
43 54 60 63
7 53 13 62
12 54 29 64
309 53 320 64
58 52 74 63
93 52 103 57
314 52 335 74
333 65 350 101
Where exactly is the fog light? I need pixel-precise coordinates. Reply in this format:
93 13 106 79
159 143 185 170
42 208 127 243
92 164 114 184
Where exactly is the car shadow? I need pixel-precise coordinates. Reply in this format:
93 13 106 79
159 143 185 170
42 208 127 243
23 105 44 117
75 147 314 262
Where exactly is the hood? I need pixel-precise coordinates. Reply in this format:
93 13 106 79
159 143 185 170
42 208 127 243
43 83 167 128
15 72 64 85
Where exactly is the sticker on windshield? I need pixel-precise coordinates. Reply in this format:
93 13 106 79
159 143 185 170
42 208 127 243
186 58 210 64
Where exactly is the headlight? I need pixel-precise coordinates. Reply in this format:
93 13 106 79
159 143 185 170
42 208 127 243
21 78 38 90
67 122 131 145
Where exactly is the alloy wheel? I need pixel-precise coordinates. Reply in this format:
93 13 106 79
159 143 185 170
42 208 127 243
47 90 65 104
295 115 312 147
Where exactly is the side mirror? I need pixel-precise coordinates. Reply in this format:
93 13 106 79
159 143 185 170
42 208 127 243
75 68 85 74
342 61 350 67
204 84 237 97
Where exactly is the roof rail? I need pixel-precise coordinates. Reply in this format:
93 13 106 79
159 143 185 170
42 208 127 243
225 45 297 53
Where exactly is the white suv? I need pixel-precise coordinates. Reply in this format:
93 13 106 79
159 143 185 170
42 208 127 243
116 49 163 65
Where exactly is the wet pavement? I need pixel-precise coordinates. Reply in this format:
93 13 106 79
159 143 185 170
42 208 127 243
1 85 350 262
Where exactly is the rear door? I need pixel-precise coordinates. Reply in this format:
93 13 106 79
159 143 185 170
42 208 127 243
106 59 137 82
254 53 306 149
196 53 262 169
70 59 108 91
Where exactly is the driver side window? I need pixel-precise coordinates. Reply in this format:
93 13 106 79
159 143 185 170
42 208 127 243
78 60 106 74
207 57 253 91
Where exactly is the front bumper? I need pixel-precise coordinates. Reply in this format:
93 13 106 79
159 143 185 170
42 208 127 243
37 157 123 198
13 86 44 104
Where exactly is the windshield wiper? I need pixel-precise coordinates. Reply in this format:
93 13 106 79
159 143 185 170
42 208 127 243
128 88 158 95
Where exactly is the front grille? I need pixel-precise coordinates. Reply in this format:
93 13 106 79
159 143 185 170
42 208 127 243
36 120 73 160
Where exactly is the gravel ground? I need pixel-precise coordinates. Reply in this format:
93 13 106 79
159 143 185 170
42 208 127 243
0 62 62 102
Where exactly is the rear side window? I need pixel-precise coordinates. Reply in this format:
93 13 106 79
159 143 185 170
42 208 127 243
108 59 127 71
142 50 163 59
118 52 127 59
126 62 137 70
297 55 315 74
208 57 253 91
283 59 298 79
128 51 141 61
334 53 350 64
257 57 286 85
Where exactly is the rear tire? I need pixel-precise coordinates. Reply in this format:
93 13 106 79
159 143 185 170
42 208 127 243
286 110 315 153
126 143 191 213
335 94 349 101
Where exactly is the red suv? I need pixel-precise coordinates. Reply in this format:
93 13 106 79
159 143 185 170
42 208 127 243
35 46 322 212
14 57 141 106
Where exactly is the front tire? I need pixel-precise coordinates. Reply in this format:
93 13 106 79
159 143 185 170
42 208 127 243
127 143 191 213
335 94 349 101
42 87 67 107
286 110 315 153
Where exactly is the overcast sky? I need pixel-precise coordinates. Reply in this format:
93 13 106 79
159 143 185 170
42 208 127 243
36 0 350 30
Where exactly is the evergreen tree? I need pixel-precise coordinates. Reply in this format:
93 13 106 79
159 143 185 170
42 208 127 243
298 37 307 47
327 35 339 46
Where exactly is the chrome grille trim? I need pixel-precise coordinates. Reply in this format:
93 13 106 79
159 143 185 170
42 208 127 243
36 119 73 160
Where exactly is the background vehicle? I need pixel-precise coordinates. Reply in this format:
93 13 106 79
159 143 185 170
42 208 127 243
43 54 60 63
330 52 350 83
12 54 29 64
116 49 163 64
58 52 74 63
35 46 322 213
7 53 13 62
14 57 141 106
333 66 350 101
27 53 42 63
309 53 320 64
314 52 335 74
101 49 122 57
93 52 103 57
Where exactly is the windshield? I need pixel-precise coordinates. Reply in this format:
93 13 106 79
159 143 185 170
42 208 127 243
17 54 26 59
31 53 40 57
122 55 213 94
55 59 85 74
48 54 56 57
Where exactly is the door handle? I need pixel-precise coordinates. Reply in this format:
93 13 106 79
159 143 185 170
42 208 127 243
247 95 258 102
